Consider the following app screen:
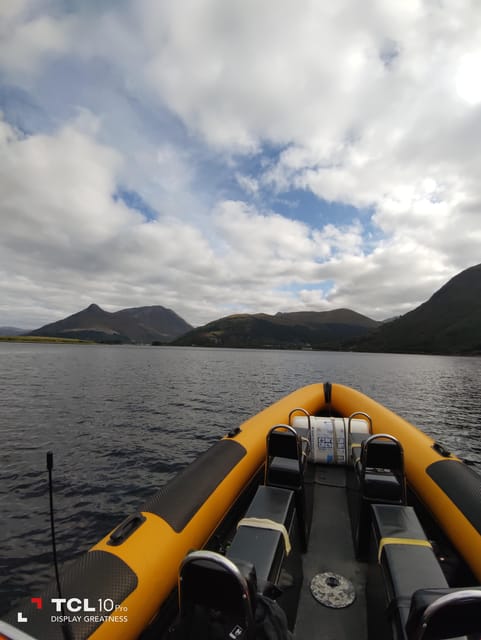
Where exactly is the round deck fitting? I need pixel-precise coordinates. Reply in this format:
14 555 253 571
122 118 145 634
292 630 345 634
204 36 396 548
310 572 356 608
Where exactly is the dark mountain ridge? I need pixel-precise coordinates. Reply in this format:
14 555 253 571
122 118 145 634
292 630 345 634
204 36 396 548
173 308 380 349
352 263 481 354
29 304 193 344
22 263 481 352
0 326 30 336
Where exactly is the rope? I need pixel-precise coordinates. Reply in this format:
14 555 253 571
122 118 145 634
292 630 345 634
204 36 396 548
378 537 432 563
237 517 291 555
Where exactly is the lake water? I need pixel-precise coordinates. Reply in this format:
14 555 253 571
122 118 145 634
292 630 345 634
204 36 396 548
1 343 481 614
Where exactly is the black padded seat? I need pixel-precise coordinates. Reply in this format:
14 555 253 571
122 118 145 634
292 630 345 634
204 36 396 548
358 436 405 502
226 484 302 630
265 425 308 552
176 551 257 640
268 456 302 487
227 485 295 584
361 437 406 505
265 426 306 489
364 439 405 469
363 471 403 501
361 436 406 502
369 504 449 640
350 435 407 559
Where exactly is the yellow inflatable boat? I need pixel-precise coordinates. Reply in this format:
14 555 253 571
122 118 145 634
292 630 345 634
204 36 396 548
2 382 481 640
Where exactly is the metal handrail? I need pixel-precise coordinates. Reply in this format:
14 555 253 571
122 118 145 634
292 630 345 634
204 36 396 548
346 411 372 465
413 589 481 640
347 411 372 439
288 407 312 458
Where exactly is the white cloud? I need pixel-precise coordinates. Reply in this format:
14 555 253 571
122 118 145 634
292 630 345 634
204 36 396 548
1 119 133 250
0 115 371 327
0 120 318 326
456 52 481 105
0 118 215 325
0 4 73 75
1 0 481 328
235 173 259 196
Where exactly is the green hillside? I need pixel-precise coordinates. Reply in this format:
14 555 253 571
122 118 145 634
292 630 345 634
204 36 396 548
173 309 379 349
29 304 193 344
353 263 481 354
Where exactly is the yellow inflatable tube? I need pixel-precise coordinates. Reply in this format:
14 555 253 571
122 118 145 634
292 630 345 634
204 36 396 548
89 383 328 640
330 383 481 583
7 382 480 640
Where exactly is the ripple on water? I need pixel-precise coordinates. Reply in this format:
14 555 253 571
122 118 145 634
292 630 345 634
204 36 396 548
1 345 481 614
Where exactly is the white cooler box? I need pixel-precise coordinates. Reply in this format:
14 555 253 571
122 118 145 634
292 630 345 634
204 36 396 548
291 416 370 465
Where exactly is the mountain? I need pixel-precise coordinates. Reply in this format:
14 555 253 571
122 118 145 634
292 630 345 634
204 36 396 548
173 309 380 349
0 326 30 336
352 263 481 354
29 304 193 344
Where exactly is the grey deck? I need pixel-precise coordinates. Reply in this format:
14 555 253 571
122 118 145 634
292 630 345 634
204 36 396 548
294 465 367 639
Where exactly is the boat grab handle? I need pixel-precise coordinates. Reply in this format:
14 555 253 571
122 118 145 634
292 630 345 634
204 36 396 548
107 512 146 546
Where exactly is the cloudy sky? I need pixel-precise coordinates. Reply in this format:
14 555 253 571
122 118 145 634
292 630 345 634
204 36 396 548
1 0 481 329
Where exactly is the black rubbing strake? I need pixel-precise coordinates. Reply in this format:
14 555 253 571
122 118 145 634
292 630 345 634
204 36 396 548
4 550 138 640
141 439 247 532
426 460 481 534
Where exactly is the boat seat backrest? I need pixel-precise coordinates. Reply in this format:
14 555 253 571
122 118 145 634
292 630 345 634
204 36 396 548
405 587 481 640
351 435 407 558
267 425 302 461
362 435 404 472
359 434 407 507
177 551 256 640
265 425 304 490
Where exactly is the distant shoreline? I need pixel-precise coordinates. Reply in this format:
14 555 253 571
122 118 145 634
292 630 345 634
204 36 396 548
0 336 94 344
1 335 479 356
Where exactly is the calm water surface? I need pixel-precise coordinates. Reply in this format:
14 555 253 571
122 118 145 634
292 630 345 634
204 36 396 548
1 343 481 614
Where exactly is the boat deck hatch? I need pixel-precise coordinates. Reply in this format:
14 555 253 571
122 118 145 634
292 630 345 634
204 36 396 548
310 572 356 608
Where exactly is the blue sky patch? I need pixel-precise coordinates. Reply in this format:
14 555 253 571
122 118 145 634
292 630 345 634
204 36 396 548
114 189 159 221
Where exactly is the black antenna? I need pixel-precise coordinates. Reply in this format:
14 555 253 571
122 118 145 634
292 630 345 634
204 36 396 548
47 452 72 640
